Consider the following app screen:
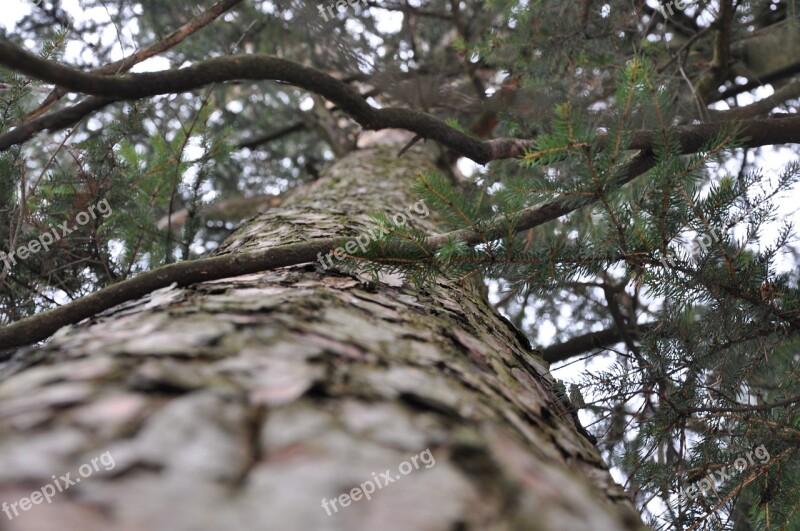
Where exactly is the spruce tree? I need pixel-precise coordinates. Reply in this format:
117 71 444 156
1 1 799 529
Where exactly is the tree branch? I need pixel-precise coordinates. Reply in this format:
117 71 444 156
709 77 800 121
3 38 800 163
0 237 345 351
623 115 800 153
2 38 800 348
237 121 306 150
694 0 735 105
0 39 531 164
540 322 658 364
0 151 658 349
25 0 244 120
6 105 800 349
2 109 800 349
0 0 243 152
0 96 114 152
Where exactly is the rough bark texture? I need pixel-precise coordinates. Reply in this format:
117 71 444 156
0 143 644 530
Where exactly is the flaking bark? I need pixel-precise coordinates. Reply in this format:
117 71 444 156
0 143 645 530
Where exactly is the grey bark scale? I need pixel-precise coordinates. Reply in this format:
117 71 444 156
0 144 644 530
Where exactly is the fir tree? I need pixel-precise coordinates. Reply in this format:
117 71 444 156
0 1 799 529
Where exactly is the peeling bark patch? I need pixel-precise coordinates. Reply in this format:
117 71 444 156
0 146 643 530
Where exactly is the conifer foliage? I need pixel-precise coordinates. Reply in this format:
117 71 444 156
1 0 799 528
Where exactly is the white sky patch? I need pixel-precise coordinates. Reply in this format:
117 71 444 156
345 17 366 36
372 8 403 34
1 2 28 31
710 84 777 112
299 95 314 111
225 100 245 114
7 0 165 73
457 157 478 178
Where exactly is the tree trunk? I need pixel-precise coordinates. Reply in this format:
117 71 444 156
0 140 644 531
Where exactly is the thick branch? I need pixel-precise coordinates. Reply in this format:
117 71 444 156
2 43 800 348
427 150 658 248
540 322 658 364
622 115 800 153
156 194 283 231
709 78 800 121
237 122 306 150
6 110 800 349
0 40 530 163
0 96 114 151
695 0 735 104
0 151 658 350
0 237 344 351
3 40 800 162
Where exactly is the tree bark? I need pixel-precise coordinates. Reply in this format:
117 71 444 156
0 140 644 530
